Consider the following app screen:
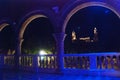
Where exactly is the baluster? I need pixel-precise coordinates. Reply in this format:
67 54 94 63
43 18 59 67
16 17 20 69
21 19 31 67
79 57 82 69
47 56 50 68
66 57 69 68
54 56 57 69
99 56 102 69
24 56 25 66
41 56 44 68
71 56 74 68
26 56 28 66
40 56 42 68
76 57 79 68
87 56 90 69
97 56 100 69
30 56 32 66
75 57 78 68
81 57 84 69
73 57 75 68
53 56 56 68
46 56 48 68
52 56 54 68
67 57 70 68
84 56 86 69
39 56 41 68
21 56 23 66
51 56 54 68
118 56 120 69
22 56 23 66
105 56 108 69
50 56 53 68
42 56 44 68
63 57 66 68
116 56 119 69
85 57 88 69
113 56 116 69
50 56 52 68
108 56 112 69
44 56 47 68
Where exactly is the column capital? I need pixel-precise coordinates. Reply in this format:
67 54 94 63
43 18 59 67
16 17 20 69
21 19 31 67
53 32 66 42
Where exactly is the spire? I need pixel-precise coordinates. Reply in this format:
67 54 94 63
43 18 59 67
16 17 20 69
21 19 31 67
72 30 77 41
93 27 98 42
94 27 97 34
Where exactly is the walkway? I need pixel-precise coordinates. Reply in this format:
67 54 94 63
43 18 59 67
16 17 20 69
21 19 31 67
0 70 120 80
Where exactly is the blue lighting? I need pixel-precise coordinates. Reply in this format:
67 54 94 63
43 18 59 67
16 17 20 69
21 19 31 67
0 71 120 80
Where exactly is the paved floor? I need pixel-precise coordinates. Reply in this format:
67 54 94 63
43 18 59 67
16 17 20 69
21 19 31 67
0 71 120 80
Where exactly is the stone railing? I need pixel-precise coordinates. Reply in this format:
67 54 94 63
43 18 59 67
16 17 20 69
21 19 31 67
63 52 120 70
0 52 120 74
38 54 57 69
19 55 33 67
19 54 57 73
0 54 15 69
4 55 15 66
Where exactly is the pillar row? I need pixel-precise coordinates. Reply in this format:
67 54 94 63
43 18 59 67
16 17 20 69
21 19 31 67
53 32 66 73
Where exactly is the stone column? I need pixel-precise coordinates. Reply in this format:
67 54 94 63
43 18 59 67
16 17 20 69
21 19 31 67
53 32 66 73
15 37 24 55
15 37 24 71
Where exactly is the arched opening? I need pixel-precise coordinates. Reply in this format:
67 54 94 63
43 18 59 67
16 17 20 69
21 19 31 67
0 24 16 54
64 6 120 54
21 16 56 54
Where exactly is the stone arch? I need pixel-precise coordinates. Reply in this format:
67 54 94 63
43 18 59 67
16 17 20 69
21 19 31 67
0 21 10 31
18 11 56 53
0 23 9 31
62 2 120 32
0 21 16 55
19 14 47 39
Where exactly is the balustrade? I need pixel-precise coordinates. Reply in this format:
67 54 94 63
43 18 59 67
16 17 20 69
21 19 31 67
0 52 120 73
64 56 90 69
38 54 57 69
4 55 15 66
97 54 120 70
63 52 120 70
19 55 33 67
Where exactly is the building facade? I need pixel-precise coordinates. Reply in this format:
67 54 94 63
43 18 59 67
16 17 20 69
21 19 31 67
0 0 120 74
0 0 120 55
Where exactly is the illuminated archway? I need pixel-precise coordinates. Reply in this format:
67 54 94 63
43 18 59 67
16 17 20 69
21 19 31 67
19 14 55 54
63 2 120 32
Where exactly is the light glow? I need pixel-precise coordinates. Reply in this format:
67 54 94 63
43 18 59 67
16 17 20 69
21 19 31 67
39 50 47 55
39 50 47 60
